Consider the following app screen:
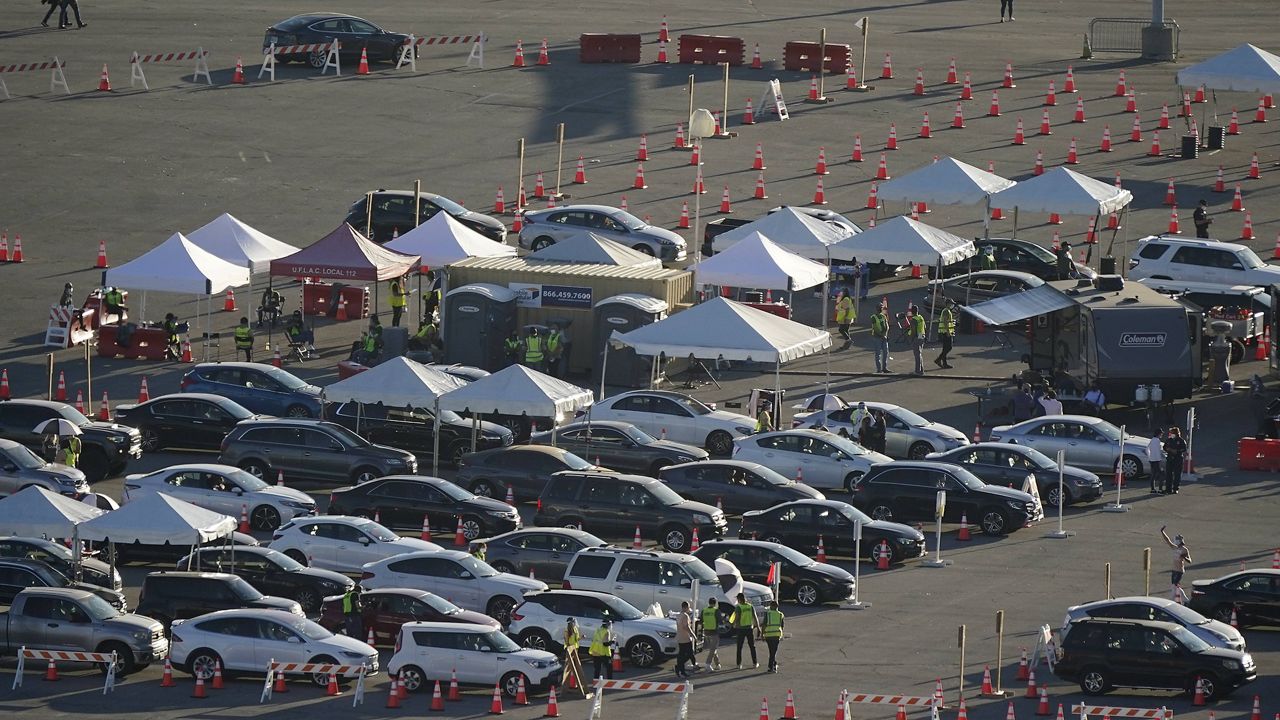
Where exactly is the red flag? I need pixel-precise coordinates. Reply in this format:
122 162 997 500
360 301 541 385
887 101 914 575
765 562 776 585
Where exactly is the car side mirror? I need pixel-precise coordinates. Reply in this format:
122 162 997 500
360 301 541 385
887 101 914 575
232 487 243 495
358 537 371 545
2 464 15 473
286 636 302 644
459 571 474 580
479 645 493 653
680 577 692 588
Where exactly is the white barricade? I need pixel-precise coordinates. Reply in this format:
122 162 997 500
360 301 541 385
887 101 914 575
258 42 337 81
1071 706 1171 720
128 48 210 89
0 57 69 98
259 658 367 706
12 646 116 693
588 678 690 720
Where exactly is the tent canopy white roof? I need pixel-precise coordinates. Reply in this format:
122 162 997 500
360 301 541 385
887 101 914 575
712 207 856 261
610 296 832 363
876 157 1017 206
0 486 103 539
987 167 1134 216
323 356 467 408
106 232 251 295
78 493 235 545
691 231 830 291
385 212 517 268
525 233 660 268
437 364 594 419
844 216 977 267
1176 44 1280 94
186 213 301 274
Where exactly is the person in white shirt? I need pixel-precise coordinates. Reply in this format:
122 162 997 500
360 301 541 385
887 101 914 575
1082 384 1106 415
1146 430 1165 493
1038 389 1064 416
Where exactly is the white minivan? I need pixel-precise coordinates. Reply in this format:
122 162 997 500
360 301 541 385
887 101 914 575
1129 236 1280 287
389 621 561 698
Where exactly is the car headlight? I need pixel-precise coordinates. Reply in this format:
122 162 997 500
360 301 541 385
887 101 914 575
896 536 917 544
655 236 677 246
1006 500 1025 509
658 631 676 639
53 476 77 486
133 629 151 643
280 500 313 511
341 650 366 659
693 513 711 524
1243 653 1254 667
526 659 552 669
110 436 126 444
733 426 753 436
674 456 693 463
1222 659 1240 670
386 459 406 466
486 510 513 518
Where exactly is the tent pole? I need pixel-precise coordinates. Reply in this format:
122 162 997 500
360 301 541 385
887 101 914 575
599 344 609 400
983 197 992 241
471 413 479 452
823 246 831 395
1012 207 1019 239
432 398 442 477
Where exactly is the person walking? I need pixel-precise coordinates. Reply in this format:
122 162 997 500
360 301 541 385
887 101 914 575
870 305 890 373
674 601 697 678
234 316 254 362
1193 200 1213 239
835 290 856 344
1012 383 1036 422
1147 429 1166 493
999 0 1014 22
504 331 522 368
388 275 409 327
589 619 615 680
871 410 888 454
341 585 364 638
1162 427 1188 493
546 325 564 377
731 592 760 670
907 307 926 375
697 597 722 671
1159 525 1192 603
934 300 955 369
562 618 589 698
761 600 784 673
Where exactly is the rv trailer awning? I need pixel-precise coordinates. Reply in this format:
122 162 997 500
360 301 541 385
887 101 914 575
961 285 1076 326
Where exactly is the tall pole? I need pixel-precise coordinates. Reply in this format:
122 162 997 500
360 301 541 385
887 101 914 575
516 138 526 217
686 75 695 131
413 179 422 228
817 28 827 99
823 246 831 393
720 63 731 137
364 191 374 238
553 123 566 198
858 18 870 91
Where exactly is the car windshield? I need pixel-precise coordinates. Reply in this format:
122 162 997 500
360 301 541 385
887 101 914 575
750 465 794 486
264 549 304 571
456 555 500 578
433 481 475 502
823 434 868 456
263 367 310 391
5 444 48 470
429 195 468 215
1018 242 1056 263
1159 602 1212 626
610 210 648 231
833 502 874 525
647 482 686 506
81 594 121 621
891 408 931 428
763 543 817 567
1238 248 1266 269
482 629 522 653
227 468 271 492
291 618 333 641
357 521 400 543
1015 446 1059 470
617 425 657 444
229 576 265 602
684 559 720 586
439 410 465 423
601 595 645 621
1169 625 1210 652
422 593 462 615
1089 421 1123 441
952 466 987 490
668 395 713 416
322 424 372 448
54 405 94 428
561 452 594 470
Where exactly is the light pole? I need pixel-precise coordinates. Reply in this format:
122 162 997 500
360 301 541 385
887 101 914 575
688 109 716 285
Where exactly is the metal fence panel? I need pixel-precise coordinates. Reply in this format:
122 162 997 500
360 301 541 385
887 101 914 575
1088 18 1179 54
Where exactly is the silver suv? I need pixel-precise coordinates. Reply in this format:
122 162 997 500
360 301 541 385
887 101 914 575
219 419 416 484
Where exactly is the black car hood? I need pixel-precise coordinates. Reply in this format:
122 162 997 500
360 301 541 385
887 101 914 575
647 440 707 458
808 561 855 582
366 443 416 460
677 499 721 516
445 417 511 437
459 212 505 231
465 495 517 514
294 566 354 587
250 595 300 611
975 484 1036 503
83 421 138 438
865 519 925 542
783 483 824 500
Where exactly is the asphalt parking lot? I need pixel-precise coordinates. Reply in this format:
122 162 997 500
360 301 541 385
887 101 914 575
2 0 1280 719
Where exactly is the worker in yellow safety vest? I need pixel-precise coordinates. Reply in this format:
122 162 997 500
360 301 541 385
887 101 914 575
934 300 956 370
588 619 614 680
504 332 522 367
388 276 409 328
546 326 564 377
730 592 759 670
835 289 856 342
562 618 588 697
696 596 723 671
524 327 545 371
762 600 785 673
234 316 254 362
755 400 774 433
907 307 927 376
871 306 890 374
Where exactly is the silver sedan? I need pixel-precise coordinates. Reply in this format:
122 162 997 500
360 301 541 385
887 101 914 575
793 402 969 459
518 204 686 262
987 415 1150 480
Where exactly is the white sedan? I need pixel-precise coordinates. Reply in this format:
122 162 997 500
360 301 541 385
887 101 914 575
732 429 891 493
588 390 756 456
268 516 441 574
123 463 316 531
360 549 547 625
794 401 970 459
169 608 378 688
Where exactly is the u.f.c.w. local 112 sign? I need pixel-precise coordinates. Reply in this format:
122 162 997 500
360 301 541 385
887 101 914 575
509 283 593 309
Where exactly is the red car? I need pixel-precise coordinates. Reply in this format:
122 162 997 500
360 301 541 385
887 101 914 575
319 588 499 646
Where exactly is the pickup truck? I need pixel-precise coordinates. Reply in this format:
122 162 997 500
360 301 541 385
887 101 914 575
0 587 167 675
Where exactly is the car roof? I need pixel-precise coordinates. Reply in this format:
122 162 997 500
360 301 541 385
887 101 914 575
372 549 468 563
0 535 60 547
192 607 309 622
1075 596 1177 610
663 459 771 472
945 270 1045 284
401 621 496 633
868 460 966 473
527 204 623 216
546 420 636 432
147 570 239 580
575 546 695 564
143 463 245 476
193 545 271 557
0 438 25 451
751 429 845 440
609 390 700 403
555 471 657 484
361 474 449 486
238 417 328 428
482 527 599 542
472 444 565 459
1137 234 1251 252
527 588 617 601
0 398 75 411
698 538 792 552
1011 414 1104 427
193 362 288 372
1067 616 1186 631
983 237 1053 251
954 442 1033 454
291 515 378 527
1208 569 1280 582
368 190 446 202
138 393 240 406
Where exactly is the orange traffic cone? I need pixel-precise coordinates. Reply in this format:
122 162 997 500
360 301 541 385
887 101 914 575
866 183 879 210
454 517 466 546
223 289 237 312
913 68 924 95
1249 152 1262 179
431 681 446 709
239 504 250 534
759 697 772 720
191 674 207 698
919 112 932 138
989 91 1001 117
1073 97 1086 123
327 672 340 697
754 171 768 200
180 339 193 363
952 103 965 129
544 686 561 717
55 371 67 401
1040 109 1052 135
612 645 623 672
835 693 847 720
494 187 506 214
1250 696 1262 720
1036 687 1049 716
784 689 798 719
160 657 176 687
1003 62 1015 88
1164 179 1177 205
1192 676 1206 706
138 377 150 403
98 391 111 421
1012 117 1025 145
1045 80 1057 106
212 661 224 689
573 156 587 184
1130 115 1143 142
232 56 245 84
356 48 370 75
957 513 972 540
274 667 288 693
515 675 530 705
633 526 643 548
816 535 827 562
386 674 401 708
690 527 701 552
816 147 829 175
961 71 973 99
0 369 7 401
1149 130 1162 157
876 153 890 180
720 187 732 213
98 64 111 91
851 135 863 162
981 665 995 694
271 348 282 368
537 39 550 66
1025 667 1038 697
876 540 891 570
959 700 970 720
1125 90 1137 113
1099 126 1112 152
1033 150 1044 176
1241 211 1254 240
881 52 893 79
751 43 762 70
513 40 526 68
489 682 505 714
43 659 59 682
1168 206 1181 234
674 123 686 149
897 704 907 720
10 234 22 263
812 178 827 205
678 202 690 229
742 98 756 124
886 124 898 150
1017 648 1029 680
1066 138 1078 164
657 40 669 63
1063 66 1077 92
448 669 461 700
95 239 109 268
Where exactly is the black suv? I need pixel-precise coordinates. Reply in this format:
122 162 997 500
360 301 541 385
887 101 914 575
932 237 1097 281
219 418 418 485
136 571 302 629
344 190 507 243
534 471 727 552
175 547 353 613
850 461 1041 536
456 445 601 503
323 402 513 468
327 475 521 542
1055 617 1256 700
0 399 142 482
0 558 127 610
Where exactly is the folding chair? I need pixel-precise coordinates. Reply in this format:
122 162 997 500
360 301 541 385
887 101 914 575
990 329 1013 349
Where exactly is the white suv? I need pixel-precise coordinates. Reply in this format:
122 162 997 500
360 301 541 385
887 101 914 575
562 546 772 619
388 621 561 698
508 589 678 668
267 516 441 574
360 550 547 625
1129 236 1280 287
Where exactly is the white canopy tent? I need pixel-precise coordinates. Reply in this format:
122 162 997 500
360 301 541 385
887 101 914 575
525 233 660 268
690 231 830 291
711 207 855 260
0 485 103 539
987 168 1135 254
186 213 300 274
437 364 595 420
385 212 517 268
843 216 977 268
1176 44 1280 93
876 157 1017 207
79 493 235 545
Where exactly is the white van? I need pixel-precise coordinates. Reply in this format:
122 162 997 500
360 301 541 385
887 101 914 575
388 621 560 698
1129 236 1280 287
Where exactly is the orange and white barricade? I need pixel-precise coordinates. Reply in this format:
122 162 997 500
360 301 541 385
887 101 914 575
589 679 690 720
260 659 368 706
259 41 339 81
1070 706 1170 720
0 57 69 98
845 693 938 711
397 33 487 71
45 304 92 348
129 48 211 89
13 646 117 693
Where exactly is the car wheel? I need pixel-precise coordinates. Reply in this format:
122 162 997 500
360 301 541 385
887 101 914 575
1120 454 1143 482
520 628 561 654
187 648 222 680
79 448 110 483
632 244 656 257
661 524 690 552
560 517 584 531
490 560 516 574
1230 339 1246 365
794 580 821 607
283 549 309 566
96 641 135 676
1044 484 1071 508
487 595 517 625
626 636 660 667
285 404 313 418
398 665 427 693
308 655 337 687
843 472 864 493
250 505 282 532
140 427 163 452
307 50 327 69
460 515 484 541
705 430 734 456
762 534 786 545
448 441 469 468
907 441 934 460
980 508 1010 536
1079 666 1110 695
293 588 322 614
352 466 381 484
868 503 894 522
501 671 529 699
239 459 270 481
1193 673 1221 700
470 479 498 498
531 236 555 251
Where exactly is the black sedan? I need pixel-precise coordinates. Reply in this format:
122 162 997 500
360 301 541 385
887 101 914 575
926 443 1103 507
456 445 602 503
326 475 522 542
925 270 1043 308
658 460 823 515
1189 570 1280 627
113 393 258 453
933 237 1097 281
0 536 121 591
263 14 411 70
693 539 855 607
530 421 707 477
477 528 609 581
176 546 353 613
739 499 925 563
323 401 513 468
346 190 508 243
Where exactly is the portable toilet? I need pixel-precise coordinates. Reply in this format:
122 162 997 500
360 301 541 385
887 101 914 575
444 283 518 371
593 293 669 389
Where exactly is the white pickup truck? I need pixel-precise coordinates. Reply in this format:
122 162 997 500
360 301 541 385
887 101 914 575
0 587 167 675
